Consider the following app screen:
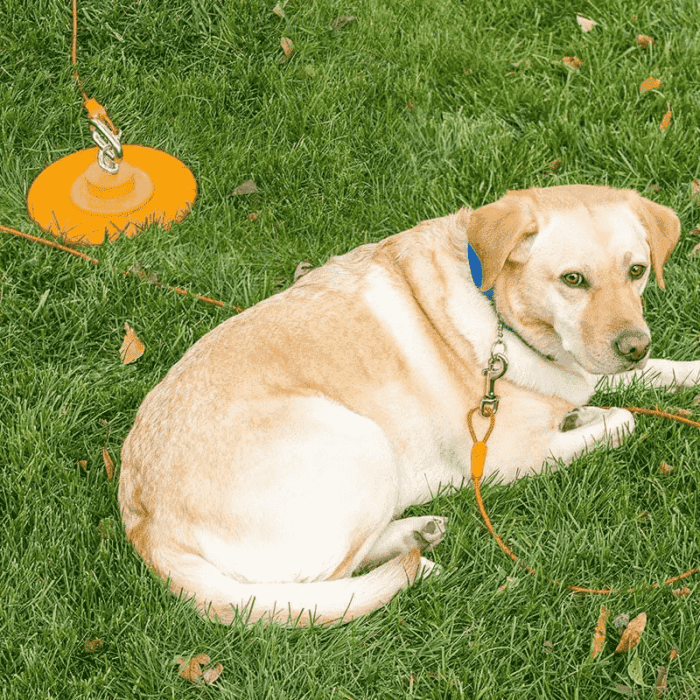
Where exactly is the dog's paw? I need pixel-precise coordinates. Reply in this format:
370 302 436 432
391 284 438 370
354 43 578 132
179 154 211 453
559 406 608 432
411 516 448 552
416 556 443 580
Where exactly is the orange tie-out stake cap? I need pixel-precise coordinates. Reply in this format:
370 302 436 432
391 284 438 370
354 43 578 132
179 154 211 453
27 144 197 245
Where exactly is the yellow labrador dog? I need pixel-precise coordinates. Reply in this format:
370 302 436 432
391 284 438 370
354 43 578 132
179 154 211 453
119 185 700 626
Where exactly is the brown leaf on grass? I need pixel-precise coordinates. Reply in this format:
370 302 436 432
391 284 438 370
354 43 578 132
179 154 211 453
331 15 356 30
640 76 662 93
669 649 679 661
660 105 672 131
615 612 647 653
655 666 668 697
102 446 114 480
692 179 700 198
591 605 609 659
232 179 259 196
576 15 597 32
659 461 675 476
637 35 656 49
84 638 104 653
119 323 145 364
78 459 88 471
280 37 295 61
691 242 700 256
616 684 639 696
672 586 691 596
272 3 285 18
175 653 223 685
294 260 312 282
562 56 583 70
547 158 562 173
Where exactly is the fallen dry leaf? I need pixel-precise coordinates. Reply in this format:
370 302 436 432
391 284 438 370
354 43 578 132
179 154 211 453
592 605 609 659
640 76 662 94
102 446 114 480
175 653 223 685
119 323 145 364
672 586 691 596
562 56 583 70
331 14 356 30
272 2 285 18
84 638 104 653
660 105 672 131
692 179 700 197
655 666 668 697
691 242 700 256
659 460 675 476
576 15 597 32
280 37 295 61
78 459 88 471
294 260 312 282
669 649 679 661
616 683 639 696
547 158 562 173
615 612 647 653
637 35 656 49
232 179 259 196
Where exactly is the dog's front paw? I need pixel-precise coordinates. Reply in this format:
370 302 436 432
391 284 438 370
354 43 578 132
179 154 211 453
412 516 448 553
559 406 608 432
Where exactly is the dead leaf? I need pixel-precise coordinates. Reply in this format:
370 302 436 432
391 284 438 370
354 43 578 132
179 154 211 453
637 35 656 49
669 649 679 661
175 653 222 685
202 663 224 685
331 14 356 30
659 461 675 476
655 666 668 697
592 605 609 659
247 211 260 221
616 684 639 696
84 638 103 653
660 105 672 131
614 613 630 633
78 459 88 471
232 179 259 196
543 640 553 654
119 323 145 364
272 3 285 18
672 586 691 596
294 260 312 282
576 15 597 32
562 56 583 70
615 612 647 653
280 37 295 61
692 179 700 197
691 242 700 256
547 158 562 173
640 76 662 94
102 446 114 480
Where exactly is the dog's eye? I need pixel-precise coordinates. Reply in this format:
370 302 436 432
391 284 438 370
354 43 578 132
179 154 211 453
561 272 587 288
629 264 646 280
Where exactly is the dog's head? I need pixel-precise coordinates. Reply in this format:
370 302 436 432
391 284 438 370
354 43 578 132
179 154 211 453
467 185 680 374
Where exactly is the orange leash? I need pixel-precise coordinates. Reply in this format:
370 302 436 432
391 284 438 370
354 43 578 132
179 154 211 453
469 405 700 594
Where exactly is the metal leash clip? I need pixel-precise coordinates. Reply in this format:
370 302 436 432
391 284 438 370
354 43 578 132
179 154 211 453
89 117 123 174
480 322 508 416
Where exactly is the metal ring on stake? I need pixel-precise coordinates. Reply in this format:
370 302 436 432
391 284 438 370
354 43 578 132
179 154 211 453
89 117 123 173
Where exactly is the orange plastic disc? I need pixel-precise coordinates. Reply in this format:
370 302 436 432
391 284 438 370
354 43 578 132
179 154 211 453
27 145 197 245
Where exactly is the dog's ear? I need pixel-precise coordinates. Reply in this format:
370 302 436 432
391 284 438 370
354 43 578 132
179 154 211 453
467 192 538 291
632 196 681 291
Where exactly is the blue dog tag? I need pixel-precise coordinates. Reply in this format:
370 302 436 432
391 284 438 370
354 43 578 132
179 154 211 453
468 244 493 300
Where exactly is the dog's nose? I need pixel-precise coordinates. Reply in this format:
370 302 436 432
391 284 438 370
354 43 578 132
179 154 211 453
613 330 650 362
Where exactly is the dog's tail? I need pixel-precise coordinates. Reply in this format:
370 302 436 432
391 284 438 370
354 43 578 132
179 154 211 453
158 547 422 626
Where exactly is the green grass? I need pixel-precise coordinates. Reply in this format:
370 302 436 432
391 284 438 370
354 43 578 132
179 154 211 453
2 0 700 697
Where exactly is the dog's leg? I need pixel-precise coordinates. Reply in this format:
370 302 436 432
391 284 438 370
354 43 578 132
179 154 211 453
545 406 635 466
597 359 700 392
358 515 447 570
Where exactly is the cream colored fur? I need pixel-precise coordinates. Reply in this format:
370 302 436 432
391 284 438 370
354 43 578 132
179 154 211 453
119 185 700 626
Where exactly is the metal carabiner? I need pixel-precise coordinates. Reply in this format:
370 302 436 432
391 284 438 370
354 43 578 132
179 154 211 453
480 353 508 417
89 117 123 174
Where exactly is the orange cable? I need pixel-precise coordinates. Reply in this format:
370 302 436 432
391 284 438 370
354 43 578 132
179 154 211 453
0 223 242 312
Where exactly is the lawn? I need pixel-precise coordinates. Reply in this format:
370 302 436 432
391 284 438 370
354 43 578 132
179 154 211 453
2 0 700 697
